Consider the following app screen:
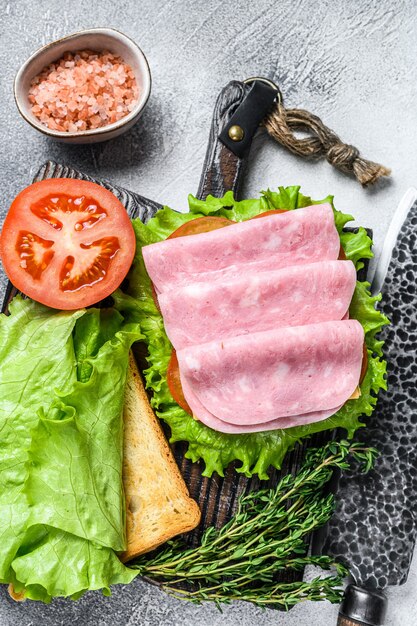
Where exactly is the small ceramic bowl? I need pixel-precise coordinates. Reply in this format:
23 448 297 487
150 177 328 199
14 28 151 144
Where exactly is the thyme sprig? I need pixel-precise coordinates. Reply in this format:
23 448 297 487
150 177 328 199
133 440 377 609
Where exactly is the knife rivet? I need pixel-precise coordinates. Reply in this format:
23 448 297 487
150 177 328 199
228 125 244 142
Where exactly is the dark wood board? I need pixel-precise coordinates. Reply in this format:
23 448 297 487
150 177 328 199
1 157 371 584
1 82 371 596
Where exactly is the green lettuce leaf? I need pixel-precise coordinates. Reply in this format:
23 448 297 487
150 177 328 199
116 186 389 479
11 526 135 602
0 297 83 582
73 308 125 382
0 299 139 601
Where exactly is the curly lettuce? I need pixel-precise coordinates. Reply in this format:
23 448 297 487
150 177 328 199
0 298 140 601
114 186 388 479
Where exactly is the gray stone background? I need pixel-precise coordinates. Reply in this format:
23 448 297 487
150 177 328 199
0 0 416 624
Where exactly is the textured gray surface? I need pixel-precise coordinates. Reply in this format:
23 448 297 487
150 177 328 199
0 0 416 624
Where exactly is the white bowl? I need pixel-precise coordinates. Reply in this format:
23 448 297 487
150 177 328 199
14 28 151 144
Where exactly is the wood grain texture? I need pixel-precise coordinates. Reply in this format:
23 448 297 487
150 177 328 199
196 81 248 200
337 616 368 626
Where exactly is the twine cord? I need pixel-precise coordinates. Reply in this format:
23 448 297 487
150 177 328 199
264 101 390 186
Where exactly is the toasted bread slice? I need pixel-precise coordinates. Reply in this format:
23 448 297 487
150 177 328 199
121 353 200 561
8 584 26 602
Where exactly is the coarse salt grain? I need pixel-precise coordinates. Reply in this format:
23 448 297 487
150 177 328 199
28 49 139 132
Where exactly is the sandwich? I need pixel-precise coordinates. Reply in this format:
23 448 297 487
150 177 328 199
114 186 387 479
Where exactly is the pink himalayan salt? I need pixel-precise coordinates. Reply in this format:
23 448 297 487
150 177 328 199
28 49 139 132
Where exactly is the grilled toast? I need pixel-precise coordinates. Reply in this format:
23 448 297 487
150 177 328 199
121 353 200 561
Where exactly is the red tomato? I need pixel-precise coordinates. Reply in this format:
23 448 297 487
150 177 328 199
167 350 192 415
360 343 368 384
251 209 288 218
167 215 235 239
151 282 161 314
0 179 136 310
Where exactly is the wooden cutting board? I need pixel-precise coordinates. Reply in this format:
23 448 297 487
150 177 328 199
1 81 371 591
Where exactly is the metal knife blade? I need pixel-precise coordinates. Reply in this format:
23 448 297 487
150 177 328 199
370 188 417 296
319 188 417 624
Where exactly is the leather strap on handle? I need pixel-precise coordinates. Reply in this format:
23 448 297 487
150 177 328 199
197 80 277 201
218 79 278 159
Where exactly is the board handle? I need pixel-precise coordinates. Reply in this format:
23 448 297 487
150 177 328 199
337 616 370 626
336 585 387 626
196 79 277 201
196 80 248 200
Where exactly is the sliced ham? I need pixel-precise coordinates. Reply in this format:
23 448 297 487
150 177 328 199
158 260 356 350
180 373 343 433
143 204 340 293
177 320 364 427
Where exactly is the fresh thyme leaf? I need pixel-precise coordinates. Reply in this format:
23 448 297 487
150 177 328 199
132 440 377 608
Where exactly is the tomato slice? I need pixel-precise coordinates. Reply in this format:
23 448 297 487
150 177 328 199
0 179 136 310
151 283 161 314
251 209 288 218
360 342 368 384
167 215 235 239
167 350 192 415
338 244 347 260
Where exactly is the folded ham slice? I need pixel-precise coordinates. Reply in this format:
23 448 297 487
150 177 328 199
180 373 343 433
158 260 356 350
143 204 340 293
177 320 364 427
